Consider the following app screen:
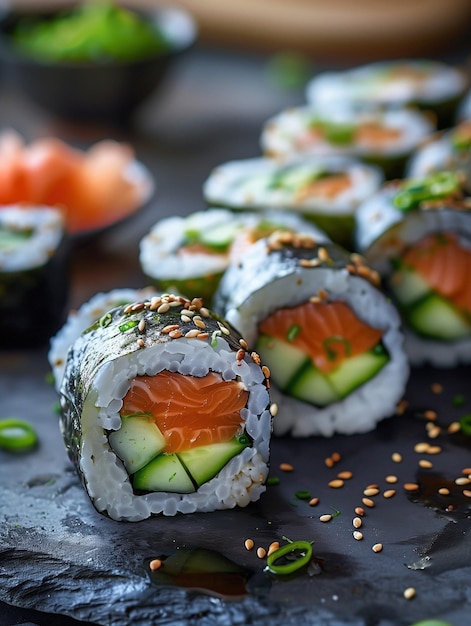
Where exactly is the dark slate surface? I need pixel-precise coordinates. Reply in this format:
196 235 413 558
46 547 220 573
1 42 471 626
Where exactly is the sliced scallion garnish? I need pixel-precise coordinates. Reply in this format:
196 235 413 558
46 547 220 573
0 418 38 452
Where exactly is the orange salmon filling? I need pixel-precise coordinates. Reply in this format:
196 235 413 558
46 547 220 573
295 173 351 202
400 232 471 314
259 300 384 374
121 370 248 453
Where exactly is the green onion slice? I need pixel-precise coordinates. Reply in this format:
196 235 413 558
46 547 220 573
0 418 38 451
459 413 471 435
392 171 461 212
265 539 313 575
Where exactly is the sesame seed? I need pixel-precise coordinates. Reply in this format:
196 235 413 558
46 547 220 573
354 507 365 516
403 587 416 600
462 467 471 475
424 409 437 421
180 309 194 317
362 498 375 508
320 514 332 523
403 483 420 492
383 489 396 499
157 303 170 314
309 497 319 507
131 302 145 311
149 559 162 571
262 365 271 379
392 452 402 463
463 490 471 498
270 403 278 417
199 307 211 318
239 338 248 350
137 339 145 348
353 517 362 529
396 400 409 415
372 543 383 553
169 329 182 339
280 462 293 472
162 324 180 334
438 487 450 496
427 445 442 455
385 475 398 484
257 547 266 559
318 247 330 262
448 422 461 434
217 322 230 335
328 479 344 489
455 477 471 485
331 452 341 463
427 426 441 439
193 317 206 329
363 487 379 497
419 459 433 469
317 288 329 301
244 539 254 551
353 531 363 541
138 319 146 333
431 383 443 394
185 329 200 338
180 315 191 323
196 332 210 340
337 470 353 480
267 542 280 556
251 351 262 365
236 349 245 361
325 457 334 468
414 442 430 453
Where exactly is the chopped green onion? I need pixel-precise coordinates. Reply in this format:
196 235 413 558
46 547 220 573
265 539 313 575
211 330 222 347
452 394 466 407
459 413 471 435
295 490 311 500
100 312 113 328
0 418 38 451
287 324 301 342
392 171 461 212
267 476 280 486
119 320 139 332
323 336 351 362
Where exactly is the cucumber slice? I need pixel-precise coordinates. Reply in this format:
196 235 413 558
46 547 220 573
255 333 309 390
406 294 471 340
327 349 389 398
109 415 166 474
389 267 431 307
178 436 250 487
133 453 195 493
287 348 389 406
288 362 340 407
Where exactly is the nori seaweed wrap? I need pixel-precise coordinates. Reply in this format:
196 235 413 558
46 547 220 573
59 293 273 521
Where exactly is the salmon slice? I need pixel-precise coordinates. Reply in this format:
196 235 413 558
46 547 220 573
258 300 384 374
401 232 471 313
295 173 352 202
354 123 402 147
121 371 248 453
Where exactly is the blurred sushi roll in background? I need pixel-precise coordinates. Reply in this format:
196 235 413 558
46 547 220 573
139 207 325 305
58 292 273 521
202 155 383 249
0 204 69 348
261 105 435 180
407 120 471 192
48 286 160 392
354 170 471 367
305 59 469 130
213 231 409 438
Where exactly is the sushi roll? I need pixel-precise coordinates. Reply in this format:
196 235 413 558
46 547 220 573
139 207 325 305
261 106 435 180
58 292 273 521
213 231 409 438
355 170 471 367
306 59 468 129
407 120 471 192
202 155 383 249
48 286 160 392
0 204 69 348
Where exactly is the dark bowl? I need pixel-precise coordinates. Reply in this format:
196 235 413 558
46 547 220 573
0 3 197 124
